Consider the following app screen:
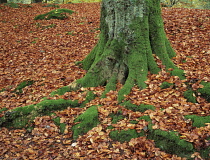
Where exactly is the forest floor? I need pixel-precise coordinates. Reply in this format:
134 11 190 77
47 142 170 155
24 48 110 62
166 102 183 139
0 2 210 159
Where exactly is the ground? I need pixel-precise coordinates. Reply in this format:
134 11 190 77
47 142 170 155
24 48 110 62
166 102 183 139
0 2 210 159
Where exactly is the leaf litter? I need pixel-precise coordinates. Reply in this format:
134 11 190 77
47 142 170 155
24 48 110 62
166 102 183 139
0 2 210 159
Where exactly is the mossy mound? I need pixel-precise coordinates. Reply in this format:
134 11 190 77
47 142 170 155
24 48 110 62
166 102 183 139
72 106 99 139
148 129 194 158
34 9 74 20
0 99 79 129
184 115 210 127
121 101 155 112
109 129 144 143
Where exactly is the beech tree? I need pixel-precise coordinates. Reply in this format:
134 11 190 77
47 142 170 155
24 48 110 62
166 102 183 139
73 0 184 101
1 1 210 158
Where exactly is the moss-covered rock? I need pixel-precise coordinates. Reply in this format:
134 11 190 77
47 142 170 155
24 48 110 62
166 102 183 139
72 105 99 139
121 101 155 112
148 129 194 158
0 99 79 129
34 9 74 20
184 115 210 127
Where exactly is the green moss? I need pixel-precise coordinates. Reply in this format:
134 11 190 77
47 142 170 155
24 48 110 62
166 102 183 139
80 91 96 108
184 115 210 127
130 120 138 124
165 38 176 58
121 101 155 112
148 129 194 158
13 80 34 94
160 81 174 89
183 89 197 103
106 125 114 129
169 69 186 80
148 0 177 70
199 136 210 159
51 87 96 108
109 129 140 143
117 79 134 102
138 115 153 130
34 9 74 20
0 99 79 129
72 106 99 139
138 115 152 122
4 2 19 8
42 4 60 8
0 107 8 113
0 88 6 92
50 86 71 96
109 110 125 124
101 75 117 98
197 81 210 102
52 117 66 134
199 146 210 159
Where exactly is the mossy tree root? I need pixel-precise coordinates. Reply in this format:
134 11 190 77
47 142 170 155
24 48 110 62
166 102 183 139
0 99 79 129
75 0 183 101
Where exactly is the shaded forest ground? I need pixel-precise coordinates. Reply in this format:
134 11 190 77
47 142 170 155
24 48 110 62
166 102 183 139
0 2 210 159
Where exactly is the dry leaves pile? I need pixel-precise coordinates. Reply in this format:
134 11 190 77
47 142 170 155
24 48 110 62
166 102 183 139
0 3 210 159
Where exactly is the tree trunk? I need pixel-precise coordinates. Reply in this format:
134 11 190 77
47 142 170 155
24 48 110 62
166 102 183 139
75 0 182 101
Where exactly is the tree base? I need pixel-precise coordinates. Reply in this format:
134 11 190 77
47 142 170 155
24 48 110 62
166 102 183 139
74 0 183 101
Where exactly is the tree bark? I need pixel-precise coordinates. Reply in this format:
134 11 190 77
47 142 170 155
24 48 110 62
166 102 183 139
75 0 181 101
